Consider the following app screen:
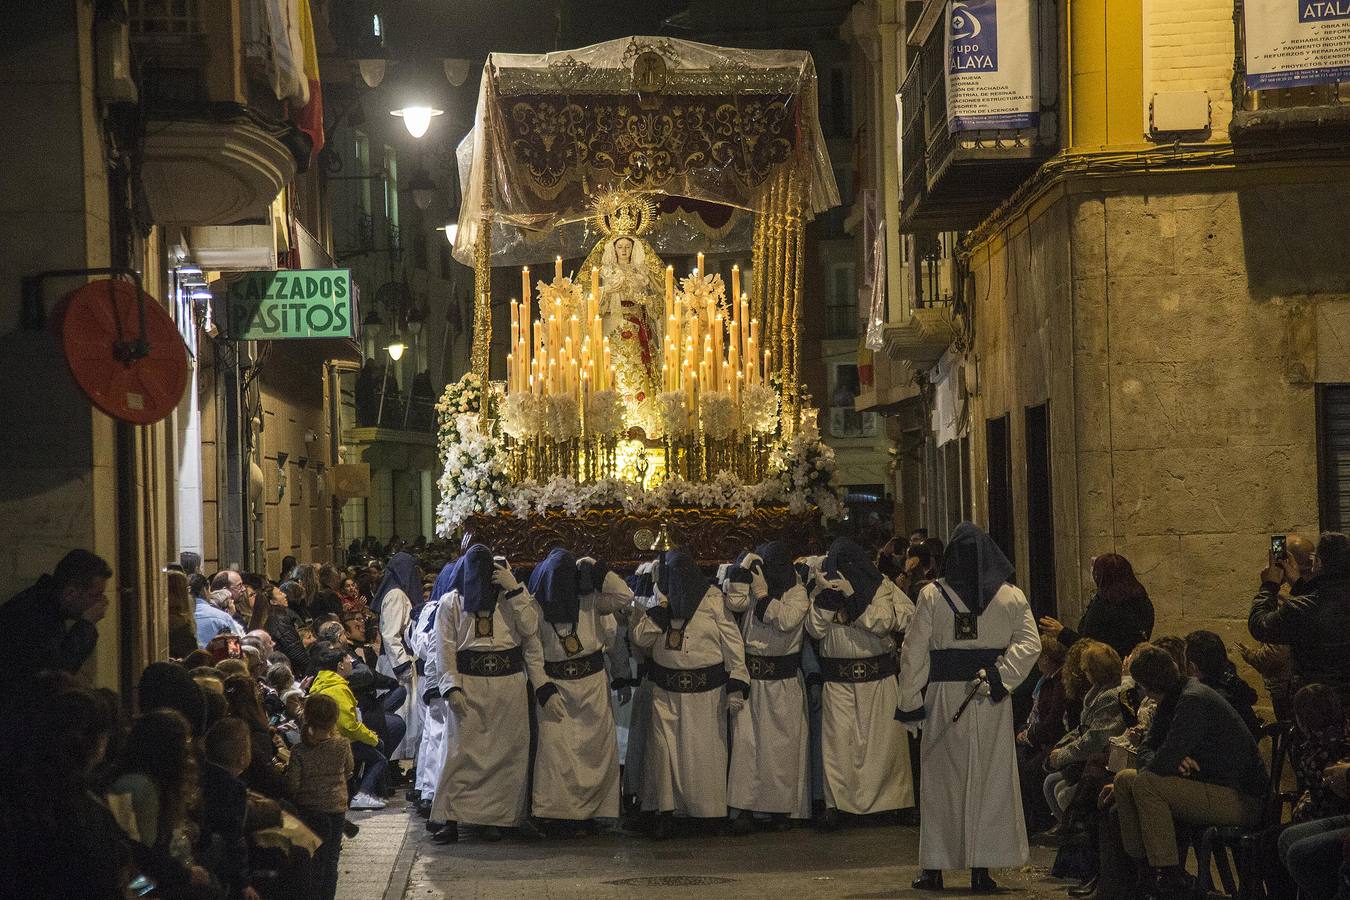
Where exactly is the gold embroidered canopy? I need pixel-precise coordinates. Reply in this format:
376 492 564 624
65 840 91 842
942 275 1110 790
450 36 840 267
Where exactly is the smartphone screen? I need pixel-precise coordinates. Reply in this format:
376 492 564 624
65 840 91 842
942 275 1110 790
1271 535 1287 560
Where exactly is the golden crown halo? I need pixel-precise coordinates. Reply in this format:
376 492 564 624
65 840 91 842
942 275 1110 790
592 191 659 238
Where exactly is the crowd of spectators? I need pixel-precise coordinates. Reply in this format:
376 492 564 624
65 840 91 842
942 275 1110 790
0 541 439 900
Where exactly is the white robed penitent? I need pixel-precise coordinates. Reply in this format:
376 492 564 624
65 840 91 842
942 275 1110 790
805 540 916 816
631 550 748 818
721 545 811 819
528 550 634 822
897 524 1041 871
431 547 549 828
411 591 447 802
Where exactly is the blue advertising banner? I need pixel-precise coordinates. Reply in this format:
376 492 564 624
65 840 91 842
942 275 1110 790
946 0 1039 132
1245 0 1350 89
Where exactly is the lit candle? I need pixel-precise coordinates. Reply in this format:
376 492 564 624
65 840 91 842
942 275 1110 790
555 255 563 281
570 315 581 355
591 266 600 305
731 264 740 302
522 266 531 306
506 352 514 392
665 265 675 315
602 339 611 390
696 251 704 277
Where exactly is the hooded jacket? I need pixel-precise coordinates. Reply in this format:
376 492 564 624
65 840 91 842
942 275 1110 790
308 669 379 747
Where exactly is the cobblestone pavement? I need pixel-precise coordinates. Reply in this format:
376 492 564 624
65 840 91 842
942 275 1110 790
340 804 1073 900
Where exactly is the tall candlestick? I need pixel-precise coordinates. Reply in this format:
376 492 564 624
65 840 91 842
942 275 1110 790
696 251 705 277
522 267 531 306
665 265 674 313
731 264 740 301
555 255 563 281
591 266 600 305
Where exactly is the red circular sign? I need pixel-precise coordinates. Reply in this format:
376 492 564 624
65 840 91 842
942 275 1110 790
57 279 189 425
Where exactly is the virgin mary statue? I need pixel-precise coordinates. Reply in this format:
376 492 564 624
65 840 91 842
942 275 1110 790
583 195 666 417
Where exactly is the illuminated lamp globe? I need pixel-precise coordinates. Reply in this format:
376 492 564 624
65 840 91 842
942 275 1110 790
386 335 407 361
438 223 458 244
390 105 442 138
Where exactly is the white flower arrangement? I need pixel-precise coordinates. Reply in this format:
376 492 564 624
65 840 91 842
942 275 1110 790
435 373 484 458
740 383 779 434
768 430 846 521
498 392 544 439
545 395 581 441
536 274 585 318
585 390 625 436
698 391 736 439
677 272 728 318
657 391 690 438
435 413 510 535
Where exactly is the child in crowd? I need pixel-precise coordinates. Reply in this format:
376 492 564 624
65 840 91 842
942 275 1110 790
200 719 261 900
287 694 353 900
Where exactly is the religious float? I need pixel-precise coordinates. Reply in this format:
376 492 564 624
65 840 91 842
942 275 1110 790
434 36 843 565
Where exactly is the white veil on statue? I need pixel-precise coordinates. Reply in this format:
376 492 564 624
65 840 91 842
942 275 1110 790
601 236 647 269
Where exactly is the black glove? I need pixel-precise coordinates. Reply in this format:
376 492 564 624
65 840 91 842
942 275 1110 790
794 562 811 582
748 558 764 576
814 588 847 612
726 567 753 586
422 685 441 705
646 605 672 631
986 667 1008 703
754 595 772 621
535 682 560 708
842 593 871 624
727 678 750 700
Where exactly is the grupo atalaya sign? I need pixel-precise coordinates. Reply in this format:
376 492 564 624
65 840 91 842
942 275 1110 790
223 269 354 340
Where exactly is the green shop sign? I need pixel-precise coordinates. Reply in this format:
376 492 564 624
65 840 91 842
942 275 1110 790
223 269 354 340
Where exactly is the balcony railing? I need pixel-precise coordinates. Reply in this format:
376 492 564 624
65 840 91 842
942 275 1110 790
1230 4 1350 143
899 18 1057 233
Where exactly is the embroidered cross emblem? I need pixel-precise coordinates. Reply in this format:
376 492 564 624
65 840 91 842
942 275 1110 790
848 661 873 682
479 654 503 675
562 661 583 678
748 658 766 678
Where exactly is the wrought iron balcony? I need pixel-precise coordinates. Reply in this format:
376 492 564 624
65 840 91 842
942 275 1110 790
898 26 1056 233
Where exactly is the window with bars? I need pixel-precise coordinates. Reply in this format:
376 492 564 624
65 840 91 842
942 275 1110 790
1318 385 1350 531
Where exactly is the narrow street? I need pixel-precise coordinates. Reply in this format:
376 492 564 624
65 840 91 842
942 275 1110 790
339 806 1067 900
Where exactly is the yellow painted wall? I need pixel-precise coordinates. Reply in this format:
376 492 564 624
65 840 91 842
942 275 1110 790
1068 0 1146 151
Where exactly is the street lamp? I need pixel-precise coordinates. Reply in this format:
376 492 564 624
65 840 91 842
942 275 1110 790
407 167 437 210
385 330 406 361
390 105 442 138
437 223 458 244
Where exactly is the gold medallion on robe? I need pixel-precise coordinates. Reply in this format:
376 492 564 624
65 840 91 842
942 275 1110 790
561 633 584 656
474 613 494 638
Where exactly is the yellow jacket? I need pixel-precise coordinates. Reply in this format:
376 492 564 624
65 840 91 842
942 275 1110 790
309 669 379 747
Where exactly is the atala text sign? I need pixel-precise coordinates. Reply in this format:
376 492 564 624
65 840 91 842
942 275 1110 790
223 269 354 340
945 0 1038 132
1246 0 1350 88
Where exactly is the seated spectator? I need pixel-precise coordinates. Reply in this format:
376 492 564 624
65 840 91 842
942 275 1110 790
287 694 354 900
1 548 112 677
1044 641 1125 831
308 642 386 810
221 675 288 799
1289 684 1350 823
264 581 309 677
323 619 404 771
184 649 216 671
1018 637 1070 832
310 589 345 621
1184 629 1262 735
1040 554 1154 660
1280 759 1350 900
197 588 244 649
0 683 129 899
1109 644 1267 900
266 663 305 721
108 709 218 897
1250 531 1350 703
199 719 263 900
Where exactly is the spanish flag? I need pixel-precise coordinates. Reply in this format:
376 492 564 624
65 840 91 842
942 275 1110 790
290 0 324 158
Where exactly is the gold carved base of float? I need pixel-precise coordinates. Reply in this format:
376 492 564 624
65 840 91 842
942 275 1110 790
462 506 825 568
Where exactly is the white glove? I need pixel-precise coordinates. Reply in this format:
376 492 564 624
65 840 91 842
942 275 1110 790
833 574 855 596
740 552 764 572
491 560 519 592
544 693 566 723
727 694 747 716
448 689 469 718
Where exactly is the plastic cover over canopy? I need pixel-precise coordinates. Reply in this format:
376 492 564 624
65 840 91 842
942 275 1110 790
451 36 840 266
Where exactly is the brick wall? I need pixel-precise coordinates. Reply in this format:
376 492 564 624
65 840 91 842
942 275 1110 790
1144 0 1236 141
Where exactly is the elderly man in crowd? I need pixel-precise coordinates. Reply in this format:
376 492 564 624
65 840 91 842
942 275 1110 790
196 586 245 648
